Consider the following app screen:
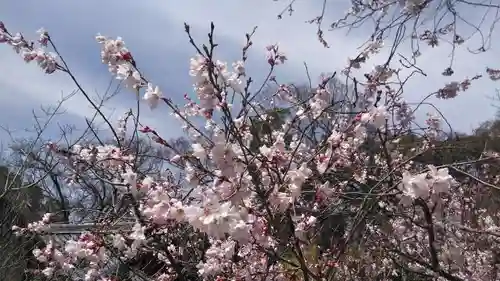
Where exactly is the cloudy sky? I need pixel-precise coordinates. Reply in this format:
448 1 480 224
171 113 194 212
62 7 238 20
0 0 499 148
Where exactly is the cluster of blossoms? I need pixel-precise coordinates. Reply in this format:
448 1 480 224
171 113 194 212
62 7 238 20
189 54 244 118
0 22 58 73
344 39 383 72
399 165 455 206
486 67 500 81
12 212 52 234
4 15 500 281
400 0 428 14
436 75 482 99
31 233 108 280
96 35 163 109
265 44 287 66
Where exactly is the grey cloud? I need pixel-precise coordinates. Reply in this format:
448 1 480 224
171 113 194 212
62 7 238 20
0 0 499 140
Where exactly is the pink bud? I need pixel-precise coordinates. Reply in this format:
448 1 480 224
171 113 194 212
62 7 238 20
139 126 153 133
121 51 133 61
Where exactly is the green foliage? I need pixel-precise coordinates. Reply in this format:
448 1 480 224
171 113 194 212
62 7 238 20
279 243 319 280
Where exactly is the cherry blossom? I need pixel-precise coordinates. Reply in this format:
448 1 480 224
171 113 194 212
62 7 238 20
2 12 500 281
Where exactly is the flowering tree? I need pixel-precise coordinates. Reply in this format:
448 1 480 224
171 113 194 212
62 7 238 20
2 1 500 280
285 0 500 73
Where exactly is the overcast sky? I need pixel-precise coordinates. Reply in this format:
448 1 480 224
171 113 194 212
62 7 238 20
0 0 499 147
